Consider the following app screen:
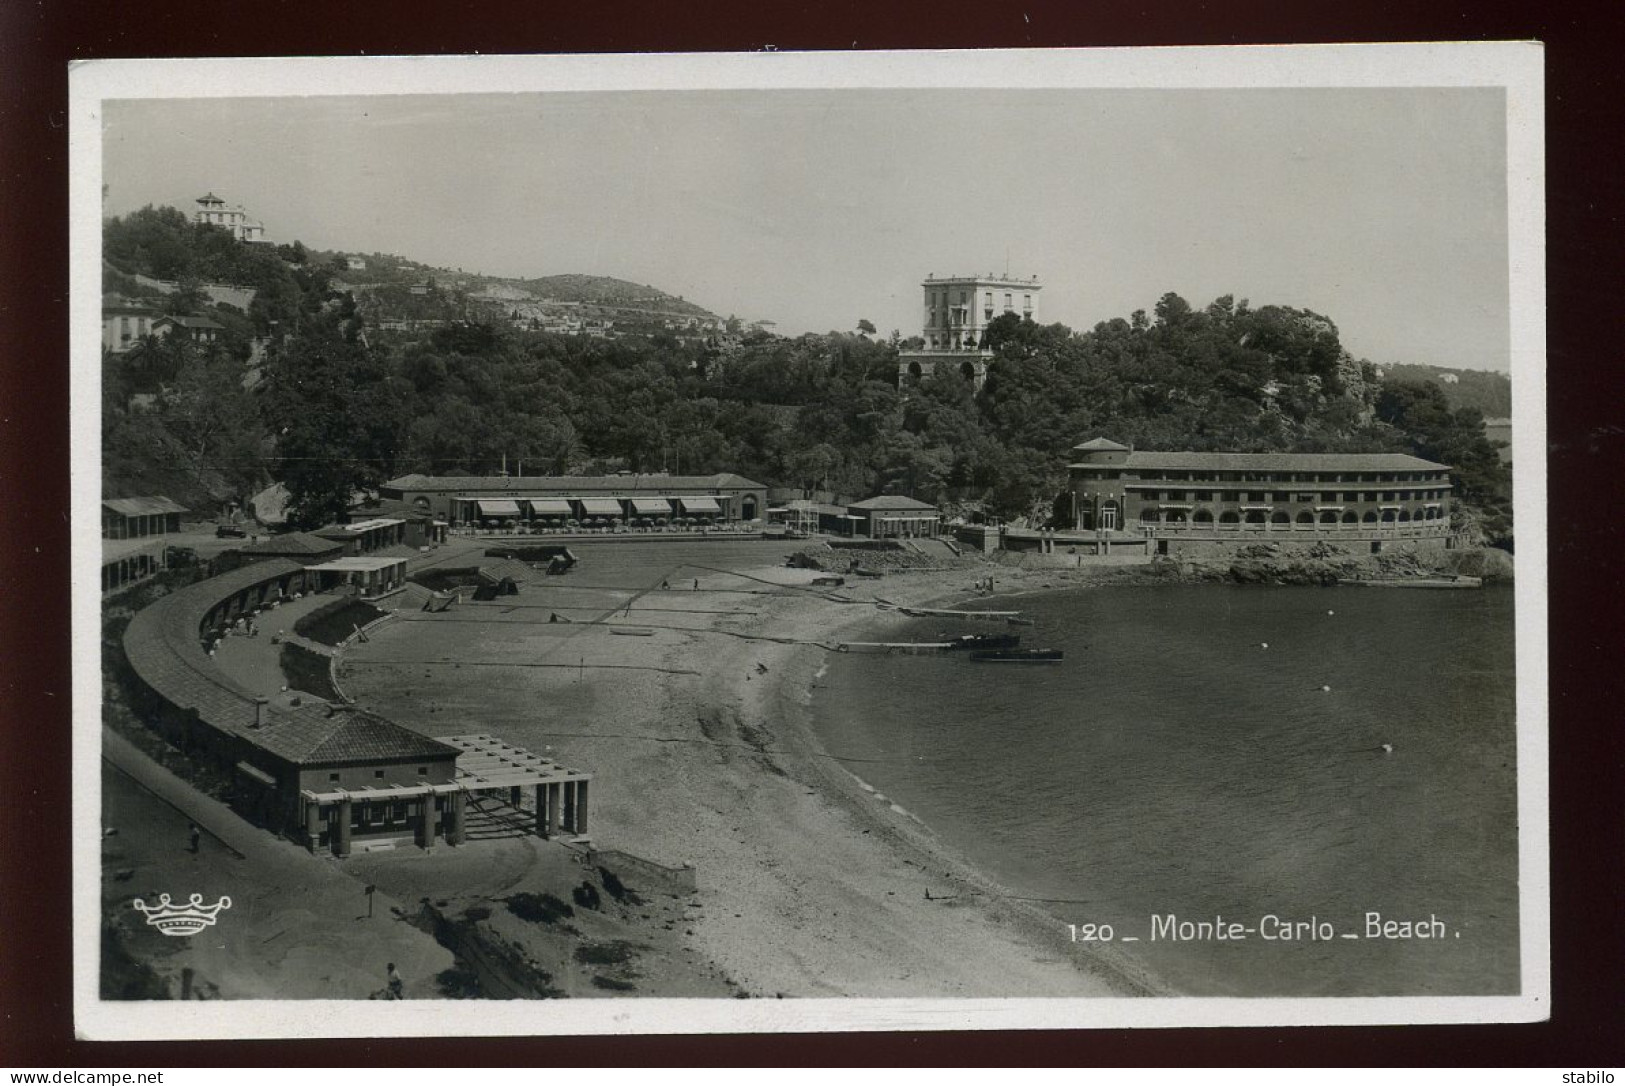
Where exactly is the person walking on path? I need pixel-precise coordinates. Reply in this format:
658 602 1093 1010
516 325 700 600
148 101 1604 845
188 823 201 854
386 962 404 999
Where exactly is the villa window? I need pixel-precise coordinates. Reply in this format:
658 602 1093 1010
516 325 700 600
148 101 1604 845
329 772 340 783
374 769 385 779
417 766 429 776
1297 493 1315 503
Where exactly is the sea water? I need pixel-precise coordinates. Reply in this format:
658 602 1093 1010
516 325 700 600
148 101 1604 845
810 584 1519 996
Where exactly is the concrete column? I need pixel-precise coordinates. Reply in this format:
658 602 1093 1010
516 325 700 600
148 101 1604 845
334 799 352 857
447 791 466 846
534 784 548 838
305 801 322 852
563 781 577 834
419 796 439 849
549 782 563 838
575 780 589 835
509 785 523 810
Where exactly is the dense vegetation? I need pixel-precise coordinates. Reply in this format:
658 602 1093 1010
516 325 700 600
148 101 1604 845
101 205 1513 547
1381 363 1512 417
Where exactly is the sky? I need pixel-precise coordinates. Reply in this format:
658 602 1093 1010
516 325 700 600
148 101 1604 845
103 87 1512 371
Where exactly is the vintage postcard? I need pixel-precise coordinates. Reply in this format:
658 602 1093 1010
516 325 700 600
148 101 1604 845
71 45 1547 1038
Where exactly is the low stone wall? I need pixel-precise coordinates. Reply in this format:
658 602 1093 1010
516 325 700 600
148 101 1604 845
993 551 1153 570
586 847 698 895
1159 532 1450 560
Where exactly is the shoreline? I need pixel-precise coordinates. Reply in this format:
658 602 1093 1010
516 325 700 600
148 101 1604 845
744 570 1172 997
342 552 1164 998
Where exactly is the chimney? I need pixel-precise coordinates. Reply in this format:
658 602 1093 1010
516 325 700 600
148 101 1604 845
253 696 269 728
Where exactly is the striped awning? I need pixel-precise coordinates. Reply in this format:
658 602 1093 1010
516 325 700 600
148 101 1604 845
476 499 521 517
578 498 624 517
525 498 572 516
630 497 672 516
678 496 722 514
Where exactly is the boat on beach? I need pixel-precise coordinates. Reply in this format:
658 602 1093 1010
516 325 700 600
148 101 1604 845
968 648 1063 663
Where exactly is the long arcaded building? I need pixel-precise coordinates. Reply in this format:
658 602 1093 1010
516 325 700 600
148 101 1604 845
119 560 592 855
1067 437 1455 556
379 472 769 528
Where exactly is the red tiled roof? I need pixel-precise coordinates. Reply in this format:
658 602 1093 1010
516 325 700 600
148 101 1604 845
383 471 765 493
237 532 344 557
103 496 188 517
1084 451 1451 473
848 495 939 511
252 706 458 766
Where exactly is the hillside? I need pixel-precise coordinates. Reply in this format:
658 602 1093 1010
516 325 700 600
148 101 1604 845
324 255 727 338
1381 363 1512 417
514 274 717 319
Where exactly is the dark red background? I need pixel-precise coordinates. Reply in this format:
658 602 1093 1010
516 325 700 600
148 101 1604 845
2 0 1619 1067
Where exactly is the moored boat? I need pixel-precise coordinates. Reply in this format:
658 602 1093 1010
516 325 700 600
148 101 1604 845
943 633 1023 651
968 648 1063 662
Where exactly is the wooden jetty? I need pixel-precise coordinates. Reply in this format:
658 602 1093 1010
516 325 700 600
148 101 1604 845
1338 575 1483 589
837 641 954 655
900 606 1023 622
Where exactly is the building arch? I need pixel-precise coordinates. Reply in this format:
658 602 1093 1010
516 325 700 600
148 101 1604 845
1140 509 1160 525
1296 511 1314 524
1164 510 1188 524
959 361 977 381
1244 510 1266 524
1193 508 1214 525
1398 509 1412 523
1363 510 1378 524
1319 510 1339 524
1380 509 1397 523
1219 510 1240 525
1270 510 1291 526
907 361 923 379
1342 510 1359 524
741 495 758 521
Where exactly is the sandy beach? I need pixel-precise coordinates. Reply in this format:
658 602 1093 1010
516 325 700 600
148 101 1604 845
342 540 1161 998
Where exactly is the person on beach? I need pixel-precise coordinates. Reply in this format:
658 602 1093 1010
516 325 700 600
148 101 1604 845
385 962 404 999
188 823 201 854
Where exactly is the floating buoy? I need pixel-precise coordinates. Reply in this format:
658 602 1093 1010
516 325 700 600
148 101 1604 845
1327 609 1335 616
1320 684 1332 693
1260 642 1269 649
1379 743 1395 754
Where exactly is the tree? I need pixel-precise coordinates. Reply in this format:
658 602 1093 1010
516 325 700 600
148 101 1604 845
857 318 877 336
263 313 407 528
